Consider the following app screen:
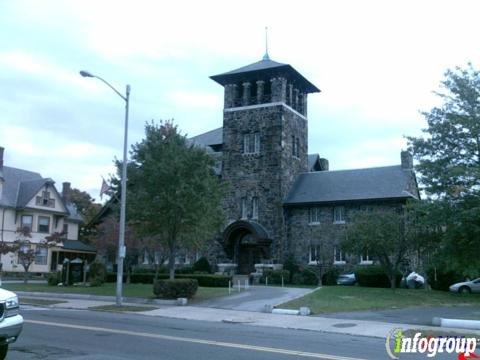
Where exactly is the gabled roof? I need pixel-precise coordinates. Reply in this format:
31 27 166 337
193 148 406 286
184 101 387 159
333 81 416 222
0 165 84 222
16 178 55 208
189 127 223 147
0 166 43 208
210 58 320 93
285 165 418 205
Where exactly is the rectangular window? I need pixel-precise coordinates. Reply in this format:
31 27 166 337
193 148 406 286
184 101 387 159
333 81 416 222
308 207 320 225
35 246 48 265
63 223 69 238
241 197 247 219
292 136 296 156
309 244 320 263
38 216 50 233
254 132 260 153
333 206 346 224
360 250 372 264
296 138 300 157
243 133 260 154
252 197 259 220
21 215 33 232
334 247 345 264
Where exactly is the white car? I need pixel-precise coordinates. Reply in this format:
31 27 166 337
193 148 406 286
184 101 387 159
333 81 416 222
0 288 23 359
449 278 480 294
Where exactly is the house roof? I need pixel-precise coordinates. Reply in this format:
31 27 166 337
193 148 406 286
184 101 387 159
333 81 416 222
210 58 320 93
62 240 96 253
0 165 84 222
0 166 43 208
189 127 223 147
284 165 418 205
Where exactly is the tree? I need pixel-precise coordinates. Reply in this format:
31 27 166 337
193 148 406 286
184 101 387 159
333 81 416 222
126 121 225 279
408 64 480 277
408 64 480 199
343 209 412 289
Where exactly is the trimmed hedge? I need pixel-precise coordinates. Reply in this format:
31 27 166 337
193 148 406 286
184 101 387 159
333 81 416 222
322 268 341 286
47 271 61 286
355 266 401 288
192 257 211 273
426 268 463 291
292 269 318 286
106 272 231 287
260 270 290 285
153 279 198 299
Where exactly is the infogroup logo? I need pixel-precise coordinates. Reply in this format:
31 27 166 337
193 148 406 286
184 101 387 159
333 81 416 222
385 328 478 359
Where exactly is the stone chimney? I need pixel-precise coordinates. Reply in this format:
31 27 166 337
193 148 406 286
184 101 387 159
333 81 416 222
319 158 329 171
0 146 4 169
62 182 72 203
0 147 4 182
401 151 413 170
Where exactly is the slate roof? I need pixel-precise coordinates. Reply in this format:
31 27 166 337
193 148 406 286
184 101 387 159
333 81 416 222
0 166 43 208
285 165 418 205
189 127 223 147
0 165 84 222
210 58 320 93
62 240 96 253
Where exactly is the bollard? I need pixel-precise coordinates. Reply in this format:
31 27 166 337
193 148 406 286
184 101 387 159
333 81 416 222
265 276 268 287
228 280 231 295
237 280 241 292
281 276 284 288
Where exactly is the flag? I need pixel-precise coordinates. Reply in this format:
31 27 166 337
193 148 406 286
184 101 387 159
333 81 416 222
99 178 111 199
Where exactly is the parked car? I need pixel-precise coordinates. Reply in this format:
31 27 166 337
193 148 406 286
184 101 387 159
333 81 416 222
0 288 23 359
449 278 480 294
337 273 356 285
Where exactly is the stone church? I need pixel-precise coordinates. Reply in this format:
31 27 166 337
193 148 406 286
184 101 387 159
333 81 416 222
190 53 419 275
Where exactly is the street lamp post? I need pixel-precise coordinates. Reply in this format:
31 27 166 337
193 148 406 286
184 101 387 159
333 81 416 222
80 70 130 306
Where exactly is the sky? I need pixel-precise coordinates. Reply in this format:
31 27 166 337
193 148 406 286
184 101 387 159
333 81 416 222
1 0 479 201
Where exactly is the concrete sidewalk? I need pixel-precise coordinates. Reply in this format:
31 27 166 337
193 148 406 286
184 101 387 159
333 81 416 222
17 292 480 340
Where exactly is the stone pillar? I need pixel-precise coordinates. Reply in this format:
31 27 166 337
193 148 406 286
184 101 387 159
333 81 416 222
224 84 235 108
401 151 413 169
288 84 293 107
298 93 304 114
302 93 308 116
293 89 299 110
242 82 251 106
271 77 287 103
256 80 265 104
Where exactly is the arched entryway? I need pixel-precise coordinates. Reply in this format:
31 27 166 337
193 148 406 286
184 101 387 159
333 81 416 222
222 221 272 274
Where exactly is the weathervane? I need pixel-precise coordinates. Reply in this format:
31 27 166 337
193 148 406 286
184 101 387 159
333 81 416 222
263 26 270 60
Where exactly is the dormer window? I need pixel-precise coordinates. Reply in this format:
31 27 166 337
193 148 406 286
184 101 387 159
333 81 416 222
36 190 55 208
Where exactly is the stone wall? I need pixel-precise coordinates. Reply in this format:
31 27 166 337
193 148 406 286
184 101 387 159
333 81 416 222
286 201 405 267
222 104 308 263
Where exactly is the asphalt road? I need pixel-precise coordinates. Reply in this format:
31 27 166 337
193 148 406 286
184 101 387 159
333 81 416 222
7 306 468 360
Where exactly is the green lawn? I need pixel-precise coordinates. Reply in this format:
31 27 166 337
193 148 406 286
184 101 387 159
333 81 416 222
3 282 230 302
280 286 480 314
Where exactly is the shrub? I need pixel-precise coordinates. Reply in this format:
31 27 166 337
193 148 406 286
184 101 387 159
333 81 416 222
47 271 61 286
283 256 300 283
192 257 211 274
292 268 318 286
355 266 401 288
176 266 194 275
426 268 464 291
322 268 341 286
89 261 107 285
153 279 198 299
90 277 103 287
260 270 290 285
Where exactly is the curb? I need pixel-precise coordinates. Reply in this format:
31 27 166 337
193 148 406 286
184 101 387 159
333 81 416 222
432 317 480 330
15 291 177 306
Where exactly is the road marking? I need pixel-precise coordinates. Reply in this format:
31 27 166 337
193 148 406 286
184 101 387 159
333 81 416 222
25 319 367 360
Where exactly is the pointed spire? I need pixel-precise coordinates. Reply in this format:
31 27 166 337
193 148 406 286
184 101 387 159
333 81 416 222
262 26 270 60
